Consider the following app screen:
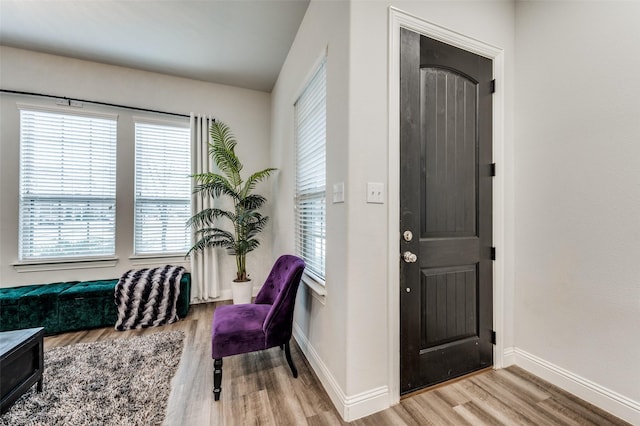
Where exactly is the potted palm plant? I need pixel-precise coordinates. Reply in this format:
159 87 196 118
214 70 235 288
187 120 276 304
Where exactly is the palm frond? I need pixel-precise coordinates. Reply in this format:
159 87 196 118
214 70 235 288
193 228 235 241
241 168 277 198
186 231 235 256
209 121 242 187
239 194 267 210
186 208 235 229
246 216 269 238
192 173 240 200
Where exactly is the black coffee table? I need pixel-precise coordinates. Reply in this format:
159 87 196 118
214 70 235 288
0 327 44 414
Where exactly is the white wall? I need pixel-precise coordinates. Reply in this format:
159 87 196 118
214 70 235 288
270 0 351 413
513 2 640 423
272 0 515 420
0 46 274 296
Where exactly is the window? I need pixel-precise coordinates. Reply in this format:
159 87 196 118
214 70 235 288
19 108 118 260
134 120 191 255
294 59 327 283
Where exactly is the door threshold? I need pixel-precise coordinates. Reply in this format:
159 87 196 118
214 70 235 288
400 366 494 400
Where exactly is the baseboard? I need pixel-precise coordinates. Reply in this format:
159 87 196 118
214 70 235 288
344 385 389 421
503 345 516 367
292 322 345 416
218 289 233 301
191 286 261 303
513 348 640 425
292 322 390 421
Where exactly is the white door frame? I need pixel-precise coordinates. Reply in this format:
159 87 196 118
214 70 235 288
387 6 506 404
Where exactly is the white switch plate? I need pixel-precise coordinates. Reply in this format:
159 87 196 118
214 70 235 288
332 182 345 203
367 182 384 204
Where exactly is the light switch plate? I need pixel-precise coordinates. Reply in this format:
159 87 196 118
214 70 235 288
367 182 384 204
333 182 345 203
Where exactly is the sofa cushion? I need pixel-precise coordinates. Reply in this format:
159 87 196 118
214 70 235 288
211 303 270 358
59 280 118 332
0 285 40 305
0 285 40 331
18 282 76 334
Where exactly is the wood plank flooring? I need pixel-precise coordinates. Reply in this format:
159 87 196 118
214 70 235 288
43 302 630 426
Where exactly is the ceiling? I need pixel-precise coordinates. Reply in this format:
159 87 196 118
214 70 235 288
0 0 310 93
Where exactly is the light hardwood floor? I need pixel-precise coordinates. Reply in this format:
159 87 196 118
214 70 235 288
44 302 630 426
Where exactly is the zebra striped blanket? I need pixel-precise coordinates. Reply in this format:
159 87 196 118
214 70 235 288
114 265 185 331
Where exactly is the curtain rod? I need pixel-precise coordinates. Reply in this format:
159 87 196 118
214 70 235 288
0 89 190 118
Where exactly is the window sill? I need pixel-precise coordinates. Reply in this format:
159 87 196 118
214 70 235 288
301 273 326 305
13 257 119 273
129 254 190 267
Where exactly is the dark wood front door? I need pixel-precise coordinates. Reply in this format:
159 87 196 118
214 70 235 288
399 28 494 395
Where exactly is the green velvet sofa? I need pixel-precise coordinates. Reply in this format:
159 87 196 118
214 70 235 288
0 273 191 335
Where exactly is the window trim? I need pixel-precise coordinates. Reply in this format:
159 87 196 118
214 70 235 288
132 116 191 256
17 104 119 262
294 53 328 299
129 254 190 267
301 271 327 303
13 257 119 273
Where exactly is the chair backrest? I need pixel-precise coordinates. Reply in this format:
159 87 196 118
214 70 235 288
254 255 305 347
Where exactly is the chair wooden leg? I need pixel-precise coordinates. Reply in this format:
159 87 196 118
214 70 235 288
284 341 298 378
213 358 223 401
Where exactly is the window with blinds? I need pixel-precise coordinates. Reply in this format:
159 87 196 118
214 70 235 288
134 120 191 255
294 59 327 283
19 108 118 260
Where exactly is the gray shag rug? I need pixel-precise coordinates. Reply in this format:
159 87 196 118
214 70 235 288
0 330 184 426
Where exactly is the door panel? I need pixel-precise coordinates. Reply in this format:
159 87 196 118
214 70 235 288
421 68 477 238
400 28 493 395
421 266 477 348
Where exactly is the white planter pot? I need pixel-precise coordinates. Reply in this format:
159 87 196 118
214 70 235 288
232 280 253 304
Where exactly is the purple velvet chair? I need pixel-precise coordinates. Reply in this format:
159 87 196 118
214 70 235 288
211 255 305 401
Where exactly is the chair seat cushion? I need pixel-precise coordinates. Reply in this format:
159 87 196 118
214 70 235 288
212 304 271 358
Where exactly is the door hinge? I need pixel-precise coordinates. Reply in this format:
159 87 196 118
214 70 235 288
490 330 496 345
491 247 496 260
490 79 496 94
490 163 496 177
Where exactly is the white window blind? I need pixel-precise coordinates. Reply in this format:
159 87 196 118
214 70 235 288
19 108 118 260
134 120 191 255
295 59 327 282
